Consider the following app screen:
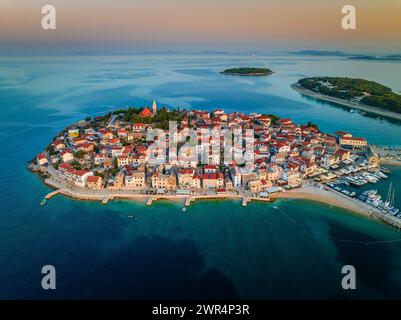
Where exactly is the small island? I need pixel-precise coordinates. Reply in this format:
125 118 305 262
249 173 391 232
292 77 401 121
221 67 273 76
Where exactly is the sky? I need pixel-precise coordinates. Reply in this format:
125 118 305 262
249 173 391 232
1 0 401 53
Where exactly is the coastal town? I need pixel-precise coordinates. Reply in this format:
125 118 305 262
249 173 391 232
30 100 401 227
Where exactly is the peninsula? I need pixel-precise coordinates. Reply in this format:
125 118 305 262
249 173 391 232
220 67 273 76
292 77 401 121
29 100 401 228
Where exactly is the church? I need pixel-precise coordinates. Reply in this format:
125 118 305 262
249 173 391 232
138 100 158 117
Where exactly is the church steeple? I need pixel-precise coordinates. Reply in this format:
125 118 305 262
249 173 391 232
152 100 157 115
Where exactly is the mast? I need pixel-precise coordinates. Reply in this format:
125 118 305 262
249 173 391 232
386 182 393 204
392 189 396 207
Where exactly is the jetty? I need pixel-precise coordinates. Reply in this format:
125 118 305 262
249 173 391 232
242 197 251 207
147 196 155 206
102 195 110 204
45 189 61 199
185 196 195 207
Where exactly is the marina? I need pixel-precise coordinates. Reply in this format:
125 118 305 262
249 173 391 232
326 171 400 220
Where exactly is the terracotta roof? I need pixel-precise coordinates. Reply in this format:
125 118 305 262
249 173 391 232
335 149 351 155
75 170 90 176
60 150 72 156
341 137 367 142
78 143 92 148
202 173 223 180
54 140 65 146
178 169 194 175
138 107 152 117
87 176 100 183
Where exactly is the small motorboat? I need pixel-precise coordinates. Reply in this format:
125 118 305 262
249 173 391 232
182 207 187 213
40 199 46 206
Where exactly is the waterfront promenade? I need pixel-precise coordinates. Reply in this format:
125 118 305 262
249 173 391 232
371 145 401 166
42 172 401 229
44 176 249 205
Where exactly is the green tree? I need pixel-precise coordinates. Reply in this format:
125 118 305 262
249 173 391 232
268 114 280 125
307 121 319 131
46 145 57 156
95 172 105 179
75 150 86 159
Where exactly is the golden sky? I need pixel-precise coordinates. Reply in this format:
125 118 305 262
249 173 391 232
1 0 400 52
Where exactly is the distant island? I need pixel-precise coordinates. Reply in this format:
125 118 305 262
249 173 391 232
221 67 273 76
289 50 349 57
292 77 401 120
348 55 401 61
289 50 401 61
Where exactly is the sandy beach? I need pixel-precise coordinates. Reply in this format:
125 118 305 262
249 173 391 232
272 184 401 228
291 83 401 122
271 184 373 217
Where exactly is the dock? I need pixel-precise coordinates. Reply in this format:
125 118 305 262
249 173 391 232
185 196 195 207
102 195 110 204
242 197 251 207
147 196 155 206
45 189 61 199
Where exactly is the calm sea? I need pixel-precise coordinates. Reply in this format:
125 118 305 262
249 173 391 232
1 53 401 299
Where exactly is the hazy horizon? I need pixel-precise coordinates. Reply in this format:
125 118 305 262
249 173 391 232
1 0 401 54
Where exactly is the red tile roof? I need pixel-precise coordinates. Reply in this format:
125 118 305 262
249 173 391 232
75 170 90 177
60 150 72 156
59 163 73 170
138 107 152 117
341 137 367 142
87 176 100 183
202 173 223 180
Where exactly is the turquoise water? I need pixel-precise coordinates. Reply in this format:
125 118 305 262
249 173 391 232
1 53 401 299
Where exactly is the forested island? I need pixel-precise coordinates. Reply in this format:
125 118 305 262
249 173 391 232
297 77 401 114
221 67 273 76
